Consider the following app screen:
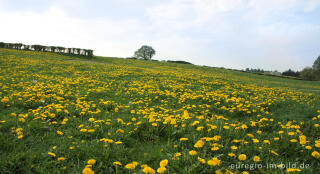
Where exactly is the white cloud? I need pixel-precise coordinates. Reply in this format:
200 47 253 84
0 0 319 71
147 0 320 26
147 0 244 27
193 0 243 23
147 0 320 70
0 5 148 57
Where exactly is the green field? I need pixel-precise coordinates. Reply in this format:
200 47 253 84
0 48 320 174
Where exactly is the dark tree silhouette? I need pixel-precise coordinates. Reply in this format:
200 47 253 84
313 56 320 71
0 41 93 57
282 69 300 77
0 42 5 48
134 45 155 60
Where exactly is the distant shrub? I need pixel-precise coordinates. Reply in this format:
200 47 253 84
282 69 300 77
300 67 317 81
299 55 320 81
127 57 137 59
167 60 193 64
263 73 303 80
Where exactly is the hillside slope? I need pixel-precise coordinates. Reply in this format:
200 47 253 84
0 48 320 173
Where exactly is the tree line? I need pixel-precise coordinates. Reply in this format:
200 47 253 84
244 56 320 81
282 69 300 77
245 68 281 75
245 68 266 73
0 42 93 57
282 56 320 81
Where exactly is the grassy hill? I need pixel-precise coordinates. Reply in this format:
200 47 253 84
0 48 320 173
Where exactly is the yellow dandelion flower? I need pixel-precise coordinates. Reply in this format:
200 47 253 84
115 141 123 145
253 156 260 162
113 161 122 166
286 168 302 172
194 140 205 148
82 167 94 174
56 131 63 135
228 153 235 157
252 139 259 143
57 157 65 161
189 150 197 156
306 146 312 150
231 146 238 150
175 152 182 157
142 166 155 174
88 129 95 133
157 167 166 174
87 159 96 165
290 139 298 143
80 129 88 132
312 151 320 159
207 157 221 166
288 132 295 136
263 140 270 144
125 161 139 170
180 138 188 141
48 152 56 157
159 159 168 167
238 154 247 161
197 157 206 164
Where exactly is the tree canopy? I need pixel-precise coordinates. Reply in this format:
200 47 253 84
282 69 300 77
313 56 320 70
300 67 317 80
0 41 93 57
134 45 155 60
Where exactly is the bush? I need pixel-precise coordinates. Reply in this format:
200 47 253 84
167 60 193 64
300 67 317 80
127 57 137 59
282 69 300 77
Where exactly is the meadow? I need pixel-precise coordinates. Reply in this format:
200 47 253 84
0 48 320 174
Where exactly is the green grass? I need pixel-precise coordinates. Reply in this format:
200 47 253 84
0 48 320 174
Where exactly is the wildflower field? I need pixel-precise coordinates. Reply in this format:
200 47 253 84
1 48 320 174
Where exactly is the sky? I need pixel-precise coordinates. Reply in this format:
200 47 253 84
0 0 320 71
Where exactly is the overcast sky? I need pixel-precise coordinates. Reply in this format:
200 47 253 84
0 0 320 71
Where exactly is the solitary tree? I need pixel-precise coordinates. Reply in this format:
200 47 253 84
134 45 155 60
